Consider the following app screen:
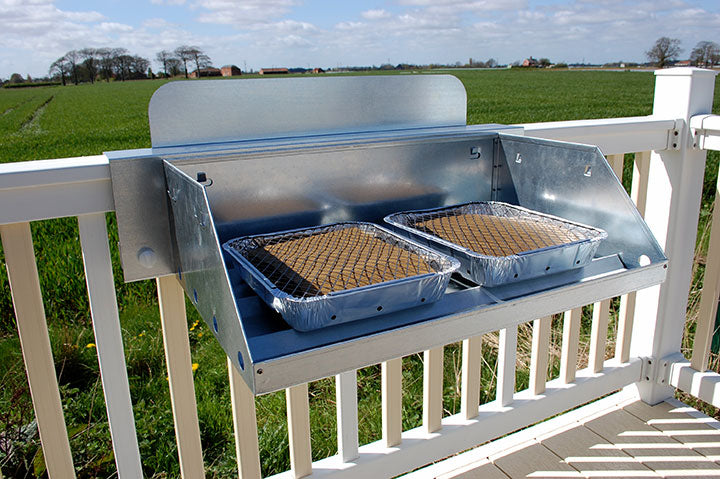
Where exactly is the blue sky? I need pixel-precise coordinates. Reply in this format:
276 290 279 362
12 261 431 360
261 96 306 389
2 0 720 78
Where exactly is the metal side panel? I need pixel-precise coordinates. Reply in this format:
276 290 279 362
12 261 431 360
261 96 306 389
164 162 255 391
148 75 467 148
497 133 666 268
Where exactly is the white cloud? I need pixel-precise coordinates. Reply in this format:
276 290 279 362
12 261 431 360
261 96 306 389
98 22 134 33
361 9 391 20
194 0 298 26
150 0 186 5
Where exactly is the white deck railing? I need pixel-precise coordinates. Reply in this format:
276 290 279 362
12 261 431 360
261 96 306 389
0 67 718 479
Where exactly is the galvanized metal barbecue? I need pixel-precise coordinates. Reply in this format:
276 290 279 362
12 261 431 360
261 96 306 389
107 75 666 394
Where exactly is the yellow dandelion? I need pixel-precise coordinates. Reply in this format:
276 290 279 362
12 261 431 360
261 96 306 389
192 363 199 372
139 332 145 337
198 332 203 338
86 343 96 349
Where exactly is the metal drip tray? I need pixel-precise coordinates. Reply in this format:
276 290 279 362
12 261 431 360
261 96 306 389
107 75 667 394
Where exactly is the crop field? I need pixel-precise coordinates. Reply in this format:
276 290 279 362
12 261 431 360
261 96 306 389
0 69 719 478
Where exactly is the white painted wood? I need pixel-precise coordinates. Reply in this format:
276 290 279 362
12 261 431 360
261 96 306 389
228 358 261 479
423 347 444 433
631 68 718 405
0 222 76 478
461 336 482 419
382 358 403 447
287 383 312 478
156 275 205 478
670 358 720 409
78 213 142 479
266 360 642 479
616 151 651 363
590 299 611 373
336 370 359 462
0 155 113 225
606 153 625 178
530 316 553 395
691 113 720 151
561 308 583 384
691 171 720 371
497 326 518 406
520 116 676 155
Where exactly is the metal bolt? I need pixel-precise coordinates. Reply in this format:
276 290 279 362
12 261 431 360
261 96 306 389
137 247 157 268
197 171 207 183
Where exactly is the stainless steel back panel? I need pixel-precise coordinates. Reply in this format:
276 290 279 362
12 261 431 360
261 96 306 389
148 75 467 148
172 135 498 241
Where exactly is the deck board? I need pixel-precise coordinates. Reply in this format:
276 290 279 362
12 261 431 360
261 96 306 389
406 394 720 479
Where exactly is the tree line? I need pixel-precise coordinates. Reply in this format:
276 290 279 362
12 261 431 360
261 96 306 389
647 38 720 68
47 46 212 85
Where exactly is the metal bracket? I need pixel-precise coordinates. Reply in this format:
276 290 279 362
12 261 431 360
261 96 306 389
640 356 672 385
666 119 684 151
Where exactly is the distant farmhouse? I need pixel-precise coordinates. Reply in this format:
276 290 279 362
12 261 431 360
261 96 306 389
221 65 242 76
259 68 289 75
312 67 325 74
522 57 538 67
190 67 221 78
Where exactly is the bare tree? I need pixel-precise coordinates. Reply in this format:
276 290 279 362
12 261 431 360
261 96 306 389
130 55 150 79
691 41 720 68
49 56 68 86
155 50 173 77
166 58 182 77
64 50 81 85
646 37 682 68
110 48 130 80
79 48 98 83
96 48 114 81
174 45 193 78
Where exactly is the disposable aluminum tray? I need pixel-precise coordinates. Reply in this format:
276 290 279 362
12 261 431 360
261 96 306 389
222 222 460 331
385 202 607 287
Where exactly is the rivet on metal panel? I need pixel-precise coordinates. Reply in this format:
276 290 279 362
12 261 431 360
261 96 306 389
583 165 592 177
137 247 157 268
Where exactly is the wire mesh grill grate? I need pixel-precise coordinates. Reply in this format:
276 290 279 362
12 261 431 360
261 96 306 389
409 209 587 257
236 225 434 298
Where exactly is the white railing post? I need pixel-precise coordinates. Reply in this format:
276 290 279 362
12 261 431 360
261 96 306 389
630 68 718 404
0 222 76 478
78 213 143 478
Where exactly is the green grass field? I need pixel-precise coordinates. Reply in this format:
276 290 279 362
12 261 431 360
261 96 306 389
0 70 719 478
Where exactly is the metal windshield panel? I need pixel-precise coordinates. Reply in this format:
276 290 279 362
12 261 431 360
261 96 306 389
148 75 468 148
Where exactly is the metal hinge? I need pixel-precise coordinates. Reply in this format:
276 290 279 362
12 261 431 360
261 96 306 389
640 356 672 385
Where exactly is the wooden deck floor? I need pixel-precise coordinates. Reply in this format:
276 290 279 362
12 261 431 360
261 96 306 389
404 391 720 479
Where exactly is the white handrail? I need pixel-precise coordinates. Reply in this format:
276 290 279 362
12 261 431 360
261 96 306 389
0 155 112 225
519 116 676 154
